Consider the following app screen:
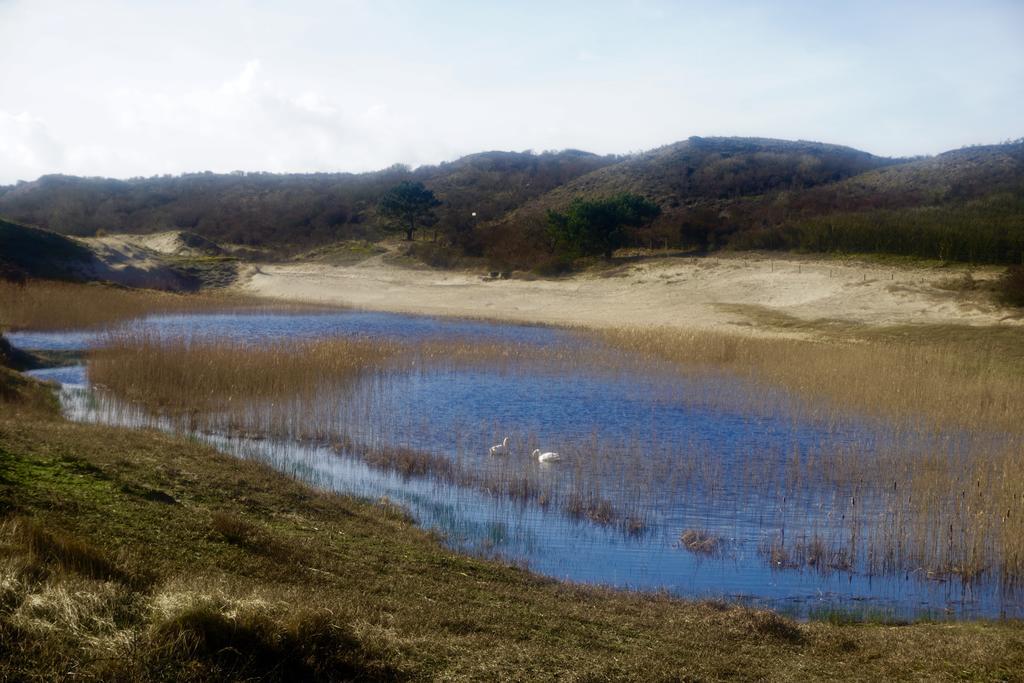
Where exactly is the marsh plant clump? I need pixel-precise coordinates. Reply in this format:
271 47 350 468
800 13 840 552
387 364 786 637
680 529 721 556
81 324 1024 595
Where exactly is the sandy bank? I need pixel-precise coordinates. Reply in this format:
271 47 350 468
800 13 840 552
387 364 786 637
240 251 1020 334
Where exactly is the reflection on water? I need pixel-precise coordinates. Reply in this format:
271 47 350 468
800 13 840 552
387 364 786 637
8 310 565 350
16 310 1023 620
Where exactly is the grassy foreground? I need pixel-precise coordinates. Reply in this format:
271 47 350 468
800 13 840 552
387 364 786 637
1 377 1023 680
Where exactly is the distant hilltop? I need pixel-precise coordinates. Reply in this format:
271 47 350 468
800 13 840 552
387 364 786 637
1 136 1022 269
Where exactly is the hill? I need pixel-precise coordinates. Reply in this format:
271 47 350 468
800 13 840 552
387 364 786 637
721 142 1024 262
516 136 894 206
1 137 1021 269
0 150 617 251
485 139 1024 265
482 137 901 264
0 217 95 281
0 219 235 290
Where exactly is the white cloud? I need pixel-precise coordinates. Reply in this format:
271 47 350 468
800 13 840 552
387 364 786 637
0 0 1021 182
0 111 65 182
5 60 443 182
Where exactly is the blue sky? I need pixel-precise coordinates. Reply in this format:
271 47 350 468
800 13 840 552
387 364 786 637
0 0 1021 183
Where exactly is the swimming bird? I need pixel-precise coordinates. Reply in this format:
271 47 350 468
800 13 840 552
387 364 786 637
489 436 510 456
532 448 562 463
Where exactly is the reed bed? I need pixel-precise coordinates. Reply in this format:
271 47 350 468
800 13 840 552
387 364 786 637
88 331 658 415
599 326 1024 584
90 334 404 411
0 279 299 332
601 327 1024 434
82 326 1024 590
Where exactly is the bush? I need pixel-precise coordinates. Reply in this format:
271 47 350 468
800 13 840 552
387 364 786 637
999 265 1024 307
407 241 461 269
531 254 575 277
210 511 259 546
547 193 660 260
0 262 27 285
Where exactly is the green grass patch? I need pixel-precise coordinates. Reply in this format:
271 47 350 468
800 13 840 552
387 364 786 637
1 408 1023 679
296 240 387 265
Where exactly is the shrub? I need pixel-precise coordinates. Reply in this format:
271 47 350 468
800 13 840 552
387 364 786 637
531 254 575 277
407 241 461 269
999 265 1024 307
547 193 661 260
210 511 253 544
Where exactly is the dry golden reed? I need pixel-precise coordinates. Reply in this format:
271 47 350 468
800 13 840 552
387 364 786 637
603 326 1024 584
89 334 404 411
84 324 1024 585
0 280 302 332
602 326 1024 433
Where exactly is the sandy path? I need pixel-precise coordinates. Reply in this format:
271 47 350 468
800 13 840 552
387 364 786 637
240 252 1020 334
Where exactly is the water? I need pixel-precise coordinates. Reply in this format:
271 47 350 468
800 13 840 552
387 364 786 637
8 310 565 350
13 310 1022 620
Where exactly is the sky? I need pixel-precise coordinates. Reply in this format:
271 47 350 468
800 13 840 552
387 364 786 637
1 0 1021 184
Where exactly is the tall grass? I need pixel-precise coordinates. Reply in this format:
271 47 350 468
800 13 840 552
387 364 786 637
83 327 1024 588
603 327 1024 584
602 327 1024 433
90 334 403 411
0 280 283 332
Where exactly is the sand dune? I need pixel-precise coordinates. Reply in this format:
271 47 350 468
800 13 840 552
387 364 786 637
241 251 1020 335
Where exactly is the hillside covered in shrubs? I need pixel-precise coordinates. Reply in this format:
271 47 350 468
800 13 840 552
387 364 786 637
1 137 1022 272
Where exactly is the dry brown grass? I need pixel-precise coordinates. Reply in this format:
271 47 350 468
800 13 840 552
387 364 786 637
16 518 129 585
601 326 1024 434
89 334 403 411
87 332 599 410
0 279 294 332
680 529 721 555
5 412 1024 680
604 326 1024 585
82 324 1024 587
0 366 60 416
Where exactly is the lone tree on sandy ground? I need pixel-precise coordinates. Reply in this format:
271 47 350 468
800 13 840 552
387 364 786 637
547 193 661 259
378 181 442 241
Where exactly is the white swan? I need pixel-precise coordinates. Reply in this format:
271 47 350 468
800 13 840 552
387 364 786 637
532 448 562 463
489 436 510 456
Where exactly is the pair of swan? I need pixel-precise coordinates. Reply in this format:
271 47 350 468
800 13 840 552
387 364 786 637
488 436 562 463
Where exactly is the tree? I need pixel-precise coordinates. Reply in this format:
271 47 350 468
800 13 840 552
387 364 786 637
377 181 441 241
547 193 660 259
